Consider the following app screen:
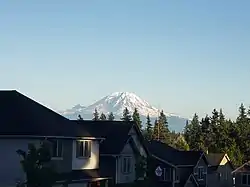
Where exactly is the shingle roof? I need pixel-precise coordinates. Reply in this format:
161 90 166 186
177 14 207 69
206 153 225 166
0 90 95 138
71 120 134 154
147 140 204 166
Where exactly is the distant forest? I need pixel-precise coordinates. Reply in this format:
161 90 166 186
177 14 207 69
79 104 250 167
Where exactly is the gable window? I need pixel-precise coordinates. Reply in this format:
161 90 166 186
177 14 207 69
49 139 63 158
198 167 204 180
162 168 172 181
76 140 91 158
241 174 250 185
122 157 132 174
194 166 206 181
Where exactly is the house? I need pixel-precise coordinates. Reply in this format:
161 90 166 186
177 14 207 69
0 90 110 187
147 140 209 187
232 161 250 187
72 120 149 186
206 153 234 187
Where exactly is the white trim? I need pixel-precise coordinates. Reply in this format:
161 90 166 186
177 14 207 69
0 135 105 140
56 177 110 183
152 154 177 168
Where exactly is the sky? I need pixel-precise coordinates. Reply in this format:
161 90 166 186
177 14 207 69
1 1 250 120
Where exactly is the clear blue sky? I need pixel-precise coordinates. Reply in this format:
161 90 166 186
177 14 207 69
1 1 250 120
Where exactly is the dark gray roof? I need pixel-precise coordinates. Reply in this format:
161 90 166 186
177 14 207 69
147 140 204 166
0 90 95 138
207 153 225 166
72 120 134 154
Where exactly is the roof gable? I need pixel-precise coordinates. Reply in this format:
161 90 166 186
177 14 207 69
232 161 250 173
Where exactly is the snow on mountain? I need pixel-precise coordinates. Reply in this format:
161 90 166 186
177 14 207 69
60 92 189 132
83 92 160 117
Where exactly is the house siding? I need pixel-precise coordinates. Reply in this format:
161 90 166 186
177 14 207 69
193 156 208 187
233 172 250 187
72 140 99 170
207 162 233 187
116 142 136 184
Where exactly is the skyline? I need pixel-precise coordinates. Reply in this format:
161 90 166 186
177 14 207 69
1 1 250 120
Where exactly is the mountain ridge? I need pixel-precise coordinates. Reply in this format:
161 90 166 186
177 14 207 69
60 92 189 132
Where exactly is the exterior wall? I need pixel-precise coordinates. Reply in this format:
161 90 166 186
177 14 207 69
72 140 99 170
148 157 174 187
128 127 147 158
0 139 40 187
234 172 250 187
116 142 136 184
51 139 73 173
193 156 208 186
207 157 233 187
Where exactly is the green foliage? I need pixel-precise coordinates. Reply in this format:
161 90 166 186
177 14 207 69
135 156 147 181
16 141 56 187
100 113 107 121
92 108 99 121
121 107 132 121
183 103 250 166
145 114 153 140
133 108 142 130
108 112 115 121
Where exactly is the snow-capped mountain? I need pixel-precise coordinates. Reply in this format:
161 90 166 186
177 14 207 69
60 92 189 132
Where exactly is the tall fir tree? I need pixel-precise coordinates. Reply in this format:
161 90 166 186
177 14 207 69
77 114 83 120
100 113 107 121
121 107 132 121
145 114 153 140
132 108 142 130
158 110 170 143
108 112 115 121
184 113 204 151
92 108 99 121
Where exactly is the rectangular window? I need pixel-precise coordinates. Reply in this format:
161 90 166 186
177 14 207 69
76 141 91 158
162 168 172 181
242 174 247 185
198 167 204 180
50 139 63 158
122 157 132 173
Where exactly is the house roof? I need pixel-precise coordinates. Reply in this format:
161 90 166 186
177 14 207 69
232 161 250 173
207 153 225 166
72 120 137 154
0 90 97 138
147 140 204 166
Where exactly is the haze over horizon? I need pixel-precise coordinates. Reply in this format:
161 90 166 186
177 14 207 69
1 1 250 120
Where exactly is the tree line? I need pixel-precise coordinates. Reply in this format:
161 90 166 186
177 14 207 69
184 103 250 166
78 107 189 151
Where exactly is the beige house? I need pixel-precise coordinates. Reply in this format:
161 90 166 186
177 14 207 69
207 153 234 187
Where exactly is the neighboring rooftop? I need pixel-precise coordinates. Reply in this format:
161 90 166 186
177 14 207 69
72 120 135 154
147 140 204 166
207 153 225 166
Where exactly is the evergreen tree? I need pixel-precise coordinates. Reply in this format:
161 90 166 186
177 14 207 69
92 108 99 121
132 108 142 129
121 107 132 121
158 110 170 143
184 113 204 151
100 113 107 121
77 114 83 120
16 141 56 187
145 114 153 140
108 112 115 121
237 103 247 122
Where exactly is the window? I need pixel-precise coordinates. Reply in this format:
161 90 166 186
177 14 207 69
49 139 63 158
241 174 250 185
122 157 132 173
76 140 91 158
198 167 204 180
162 168 172 181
